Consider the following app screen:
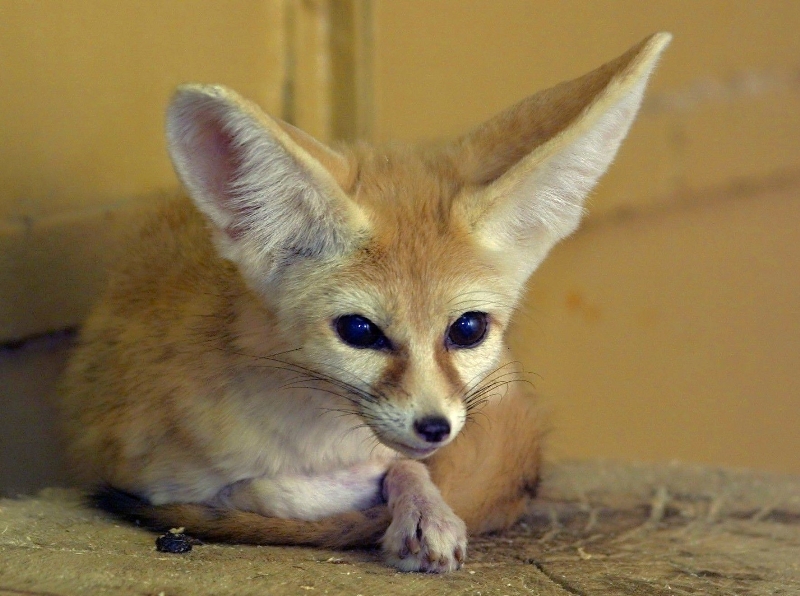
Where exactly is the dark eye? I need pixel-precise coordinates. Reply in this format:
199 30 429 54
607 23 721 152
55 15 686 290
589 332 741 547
335 315 391 350
447 312 488 348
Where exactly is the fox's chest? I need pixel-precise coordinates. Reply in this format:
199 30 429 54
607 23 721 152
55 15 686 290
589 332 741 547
147 379 398 514
224 372 399 477
208 380 398 519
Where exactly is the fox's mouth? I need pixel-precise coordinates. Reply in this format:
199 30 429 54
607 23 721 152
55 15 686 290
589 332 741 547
379 437 441 459
400 444 438 459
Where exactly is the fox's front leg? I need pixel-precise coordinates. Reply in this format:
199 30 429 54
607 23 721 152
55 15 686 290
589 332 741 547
381 459 467 573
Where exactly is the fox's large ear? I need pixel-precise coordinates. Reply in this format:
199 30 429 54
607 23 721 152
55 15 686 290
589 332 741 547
166 84 367 290
450 33 671 283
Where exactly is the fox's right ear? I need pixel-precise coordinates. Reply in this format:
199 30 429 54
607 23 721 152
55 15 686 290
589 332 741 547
450 33 670 285
166 84 368 291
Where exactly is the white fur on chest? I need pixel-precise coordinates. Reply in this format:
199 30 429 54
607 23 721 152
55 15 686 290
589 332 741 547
146 367 399 518
229 368 398 475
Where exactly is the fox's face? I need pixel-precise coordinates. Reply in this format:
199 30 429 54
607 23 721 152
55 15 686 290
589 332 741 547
165 36 667 458
269 154 524 457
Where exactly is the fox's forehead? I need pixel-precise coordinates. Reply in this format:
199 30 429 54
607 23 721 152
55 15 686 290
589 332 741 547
347 145 464 223
330 255 511 341
324 149 515 328
330 235 513 336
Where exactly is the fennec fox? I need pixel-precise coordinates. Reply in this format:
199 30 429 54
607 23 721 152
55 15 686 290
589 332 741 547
61 34 669 572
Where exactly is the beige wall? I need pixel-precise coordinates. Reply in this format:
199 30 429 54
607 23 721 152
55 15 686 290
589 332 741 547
369 1 800 474
0 1 286 220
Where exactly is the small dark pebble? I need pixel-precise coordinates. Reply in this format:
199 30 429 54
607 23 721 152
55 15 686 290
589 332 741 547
156 532 193 554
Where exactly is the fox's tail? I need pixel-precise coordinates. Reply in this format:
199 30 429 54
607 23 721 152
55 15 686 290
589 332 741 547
90 485 391 549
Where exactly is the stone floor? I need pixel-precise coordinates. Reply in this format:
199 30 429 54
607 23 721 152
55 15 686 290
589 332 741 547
1 461 798 595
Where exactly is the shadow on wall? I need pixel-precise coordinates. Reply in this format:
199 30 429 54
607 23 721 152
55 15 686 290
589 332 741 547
0 331 74 496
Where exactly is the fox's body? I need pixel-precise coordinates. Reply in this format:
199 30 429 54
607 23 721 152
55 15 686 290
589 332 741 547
61 34 669 572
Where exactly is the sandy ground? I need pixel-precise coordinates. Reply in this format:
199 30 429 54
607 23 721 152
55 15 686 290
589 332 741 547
1 460 799 596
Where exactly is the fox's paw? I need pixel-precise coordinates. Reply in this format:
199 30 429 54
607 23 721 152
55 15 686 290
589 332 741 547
381 494 467 573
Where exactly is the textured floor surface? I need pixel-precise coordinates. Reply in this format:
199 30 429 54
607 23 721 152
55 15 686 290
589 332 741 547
1 460 799 596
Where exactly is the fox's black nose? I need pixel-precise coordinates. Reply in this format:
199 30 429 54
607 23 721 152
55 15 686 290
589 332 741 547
413 416 451 443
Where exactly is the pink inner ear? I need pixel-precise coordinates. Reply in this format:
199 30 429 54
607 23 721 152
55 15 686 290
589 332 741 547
187 106 255 240
192 110 238 204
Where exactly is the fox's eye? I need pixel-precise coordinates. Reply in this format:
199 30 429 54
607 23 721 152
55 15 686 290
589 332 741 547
335 315 391 350
447 312 488 348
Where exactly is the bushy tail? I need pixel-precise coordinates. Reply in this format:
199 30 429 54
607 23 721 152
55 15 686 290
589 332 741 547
90 485 391 549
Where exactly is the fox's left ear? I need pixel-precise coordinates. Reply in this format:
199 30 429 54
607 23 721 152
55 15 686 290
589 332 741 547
450 33 671 283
